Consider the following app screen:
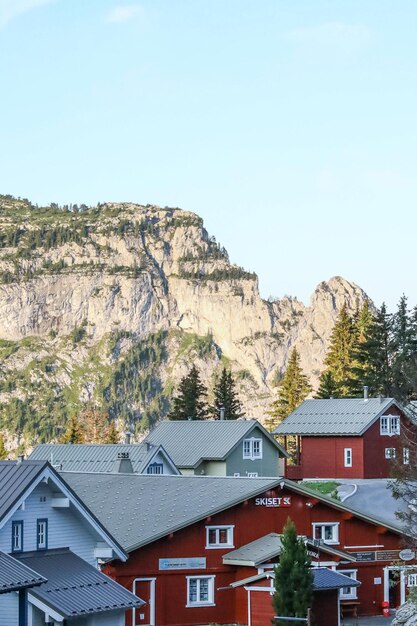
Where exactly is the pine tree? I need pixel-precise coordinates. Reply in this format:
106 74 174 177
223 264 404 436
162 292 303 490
60 415 85 444
273 518 313 626
0 433 7 460
267 348 311 430
104 421 120 444
81 408 112 443
318 304 356 397
348 301 375 396
168 365 209 420
315 371 339 399
391 296 417 402
211 368 245 420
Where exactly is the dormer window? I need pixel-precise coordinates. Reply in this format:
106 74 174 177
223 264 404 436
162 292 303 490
147 463 163 475
12 521 23 553
380 416 400 436
243 438 263 460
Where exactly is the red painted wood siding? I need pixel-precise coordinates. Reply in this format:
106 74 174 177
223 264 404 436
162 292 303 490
105 484 413 625
298 436 364 478
363 407 413 478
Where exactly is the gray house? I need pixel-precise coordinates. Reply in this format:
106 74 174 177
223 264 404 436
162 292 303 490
143 419 287 477
30 443 179 475
0 460 142 625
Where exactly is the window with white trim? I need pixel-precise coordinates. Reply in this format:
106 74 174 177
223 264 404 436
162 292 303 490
206 525 234 548
243 438 263 460
344 448 352 468
11 521 23 553
36 519 48 550
186 576 215 606
404 448 410 465
312 523 339 545
380 415 401 436
385 448 396 459
408 574 417 587
339 570 358 599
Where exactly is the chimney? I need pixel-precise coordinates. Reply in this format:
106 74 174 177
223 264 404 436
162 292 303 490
363 386 369 402
146 442 153 452
113 452 134 474
379 393 384 403
124 431 132 445
17 454 24 464
219 406 225 421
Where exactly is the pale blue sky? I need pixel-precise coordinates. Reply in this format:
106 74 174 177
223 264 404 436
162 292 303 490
1 0 416 310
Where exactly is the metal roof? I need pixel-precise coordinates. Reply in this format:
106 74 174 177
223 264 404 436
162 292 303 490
0 460 48 523
16 549 143 617
29 443 179 474
274 398 398 436
0 551 46 594
62 473 282 552
144 419 287 468
222 533 356 567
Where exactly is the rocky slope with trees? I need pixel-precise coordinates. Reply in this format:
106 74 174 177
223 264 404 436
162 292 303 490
0 194 368 451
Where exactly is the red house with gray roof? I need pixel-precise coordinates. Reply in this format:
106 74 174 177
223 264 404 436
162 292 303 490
63 471 416 624
274 396 414 480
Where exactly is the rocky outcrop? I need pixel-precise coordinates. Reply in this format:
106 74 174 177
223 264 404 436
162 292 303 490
0 197 370 444
393 602 417 625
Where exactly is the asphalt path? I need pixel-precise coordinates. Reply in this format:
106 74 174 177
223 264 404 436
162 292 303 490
337 479 408 527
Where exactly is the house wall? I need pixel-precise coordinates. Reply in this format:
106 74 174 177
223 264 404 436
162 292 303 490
312 591 339 626
297 436 364 479
363 406 412 478
144 451 179 475
0 591 18 625
226 428 283 477
105 484 411 625
0 482 97 566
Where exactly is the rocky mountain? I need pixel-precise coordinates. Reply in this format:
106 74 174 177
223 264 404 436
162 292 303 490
0 195 369 450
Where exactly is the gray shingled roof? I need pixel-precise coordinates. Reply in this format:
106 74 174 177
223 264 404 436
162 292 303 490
29 443 178 474
16 549 143 617
0 460 47 522
274 398 397 436
312 568 361 591
231 568 360 591
223 533 355 567
62 473 281 552
144 419 287 467
0 551 46 594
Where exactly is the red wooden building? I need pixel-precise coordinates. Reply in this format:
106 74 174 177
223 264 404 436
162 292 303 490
64 472 417 626
274 396 414 479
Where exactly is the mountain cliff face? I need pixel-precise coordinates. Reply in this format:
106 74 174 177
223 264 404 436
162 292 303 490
0 196 369 449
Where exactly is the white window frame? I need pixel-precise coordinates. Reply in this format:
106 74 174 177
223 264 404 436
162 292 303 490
312 522 339 545
205 525 234 549
408 574 417 587
403 448 410 465
339 570 358 599
344 448 352 468
36 519 48 550
186 575 215 607
380 415 401 436
385 448 396 459
12 521 23 553
243 437 263 460
147 463 164 475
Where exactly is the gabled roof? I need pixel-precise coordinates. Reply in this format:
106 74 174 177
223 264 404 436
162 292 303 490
62 473 283 552
63 473 407 555
230 568 360 591
0 460 126 561
144 419 288 468
17 549 143 617
222 532 356 567
274 398 400 436
0 551 46 594
29 443 179 474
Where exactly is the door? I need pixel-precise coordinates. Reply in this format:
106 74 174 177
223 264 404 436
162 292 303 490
133 578 156 626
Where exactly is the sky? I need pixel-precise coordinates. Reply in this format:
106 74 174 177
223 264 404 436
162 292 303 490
0 0 416 311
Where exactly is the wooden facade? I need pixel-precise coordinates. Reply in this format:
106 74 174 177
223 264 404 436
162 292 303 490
105 481 414 625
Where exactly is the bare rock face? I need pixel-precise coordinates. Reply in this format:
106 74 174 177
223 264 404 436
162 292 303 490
0 197 370 444
393 602 417 625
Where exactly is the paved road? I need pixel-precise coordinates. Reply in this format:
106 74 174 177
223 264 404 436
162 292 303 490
337 479 408 527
